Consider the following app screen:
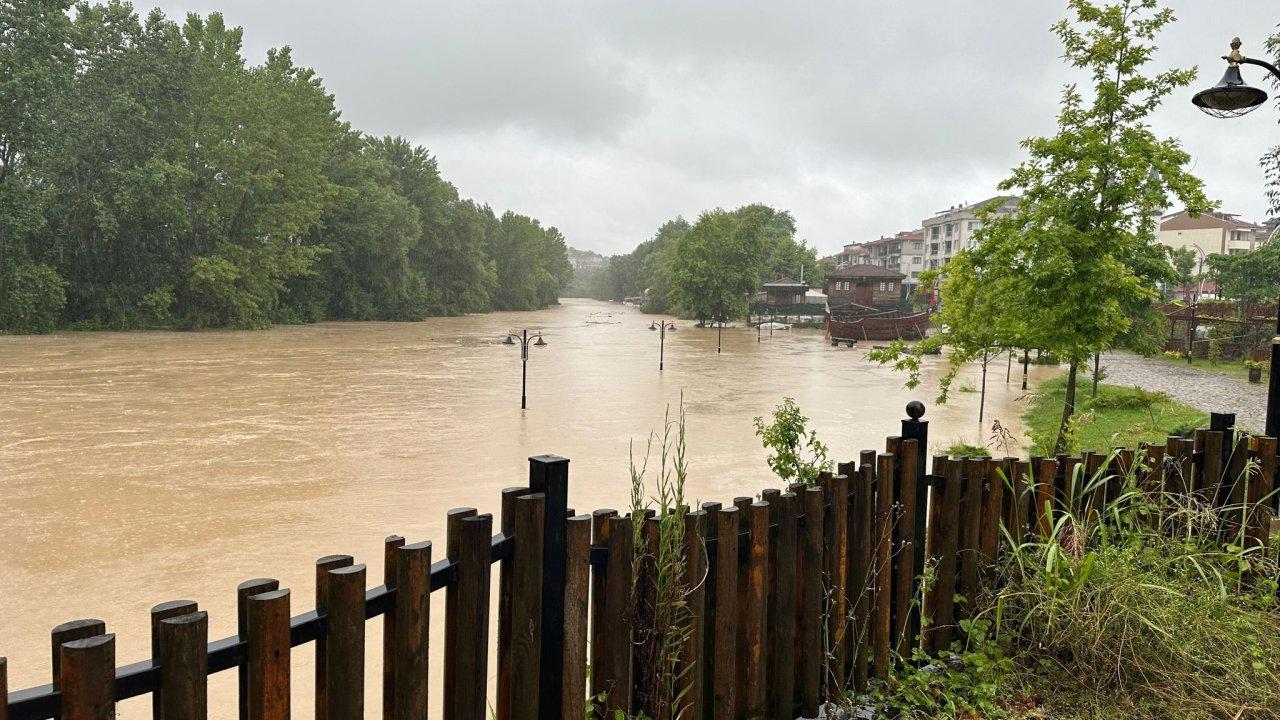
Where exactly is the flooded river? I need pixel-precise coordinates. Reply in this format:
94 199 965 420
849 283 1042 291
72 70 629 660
0 298 1058 716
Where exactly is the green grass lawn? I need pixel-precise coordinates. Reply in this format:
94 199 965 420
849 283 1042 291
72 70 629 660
1024 376 1209 454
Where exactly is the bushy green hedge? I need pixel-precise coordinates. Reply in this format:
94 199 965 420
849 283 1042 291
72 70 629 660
1 260 66 334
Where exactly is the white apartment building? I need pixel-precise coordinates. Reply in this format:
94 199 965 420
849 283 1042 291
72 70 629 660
1158 209 1267 259
922 196 1019 269
854 230 926 295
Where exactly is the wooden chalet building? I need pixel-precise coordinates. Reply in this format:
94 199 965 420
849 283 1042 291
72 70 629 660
824 264 905 310
761 277 810 306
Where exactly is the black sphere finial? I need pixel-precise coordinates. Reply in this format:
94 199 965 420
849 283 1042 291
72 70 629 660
906 400 926 420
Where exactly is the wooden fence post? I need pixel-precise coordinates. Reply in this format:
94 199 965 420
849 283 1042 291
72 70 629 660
151 600 199 719
712 506 739 720
771 493 798 720
158 611 208 720
798 487 824 718
589 509 618 704
1247 436 1277 550
601 514 634 715
744 502 770 718
452 514 493 720
893 439 920 658
497 487 526 720
564 515 592 719
681 509 708 720
314 556 351 720
871 453 895 678
512 493 546 720
529 455 570 720
382 536 405 720
246 589 290 720
326 564 367 720
58 634 114 720
443 507 476 720
924 460 962 653
50 619 106 698
236 580 278 720
698 500 721 718
393 541 432 720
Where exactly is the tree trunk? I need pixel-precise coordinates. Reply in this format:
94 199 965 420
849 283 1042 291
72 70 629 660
1054 362 1079 455
979 350 989 425
1091 352 1100 398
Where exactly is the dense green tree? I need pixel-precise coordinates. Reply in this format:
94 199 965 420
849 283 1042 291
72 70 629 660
874 0 1210 452
0 0 77 331
0 2 568 333
975 0 1211 452
1207 242 1280 303
668 209 765 324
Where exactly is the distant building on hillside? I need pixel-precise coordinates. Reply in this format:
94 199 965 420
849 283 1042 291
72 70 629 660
922 196 1019 269
1159 209 1267 257
824 264 905 309
566 247 608 270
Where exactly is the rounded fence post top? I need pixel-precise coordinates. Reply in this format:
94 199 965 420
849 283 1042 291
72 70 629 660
906 400 926 420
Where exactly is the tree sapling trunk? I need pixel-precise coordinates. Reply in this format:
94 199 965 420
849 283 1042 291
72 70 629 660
1055 361 1078 455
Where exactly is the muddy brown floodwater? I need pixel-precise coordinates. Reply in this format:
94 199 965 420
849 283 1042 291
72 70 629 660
0 298 1058 717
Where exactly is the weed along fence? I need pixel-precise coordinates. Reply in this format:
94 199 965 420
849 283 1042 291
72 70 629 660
3 408 1278 720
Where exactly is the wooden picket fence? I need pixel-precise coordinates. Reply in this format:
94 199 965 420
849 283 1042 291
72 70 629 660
3 412 1277 720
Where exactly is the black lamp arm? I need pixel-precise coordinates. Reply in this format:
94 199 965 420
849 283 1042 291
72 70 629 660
1237 56 1280 83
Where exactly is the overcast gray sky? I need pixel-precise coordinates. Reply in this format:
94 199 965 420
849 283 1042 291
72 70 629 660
142 0 1277 256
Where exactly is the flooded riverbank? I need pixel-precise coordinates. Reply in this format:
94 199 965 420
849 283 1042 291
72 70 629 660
0 298 1058 716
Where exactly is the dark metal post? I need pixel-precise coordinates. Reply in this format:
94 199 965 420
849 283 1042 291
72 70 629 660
1268 294 1280 439
529 455 569 720
1187 303 1196 364
901 401 928 646
521 329 528 410
659 322 665 372
1021 349 1029 391
717 319 722 354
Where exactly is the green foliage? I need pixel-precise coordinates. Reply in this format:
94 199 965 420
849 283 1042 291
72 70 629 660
941 442 992 458
885 0 1212 453
0 3 568 331
668 209 766 324
628 402 697 719
0 257 66 334
593 204 817 321
995 453 1280 719
1025 377 1206 454
858 619 1014 720
753 398 832 484
1207 240 1280 303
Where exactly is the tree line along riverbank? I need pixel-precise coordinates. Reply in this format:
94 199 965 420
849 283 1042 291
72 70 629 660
1 3 572 334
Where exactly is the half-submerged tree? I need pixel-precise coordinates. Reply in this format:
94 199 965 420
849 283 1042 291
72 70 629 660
873 0 1212 453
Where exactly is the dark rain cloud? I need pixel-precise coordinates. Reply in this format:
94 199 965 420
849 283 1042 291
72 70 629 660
139 0 1279 254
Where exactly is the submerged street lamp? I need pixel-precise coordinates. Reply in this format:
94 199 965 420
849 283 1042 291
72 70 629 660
1191 37 1280 437
502 329 547 410
649 320 676 371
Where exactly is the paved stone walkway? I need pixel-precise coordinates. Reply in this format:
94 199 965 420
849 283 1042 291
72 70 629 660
1100 352 1266 431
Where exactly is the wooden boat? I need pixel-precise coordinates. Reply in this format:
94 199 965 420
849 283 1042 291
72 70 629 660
825 304 931 342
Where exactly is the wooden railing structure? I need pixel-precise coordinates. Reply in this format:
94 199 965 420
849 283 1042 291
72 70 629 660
3 410 1277 720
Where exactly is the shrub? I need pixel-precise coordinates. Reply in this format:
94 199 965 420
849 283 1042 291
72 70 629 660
942 441 991 457
754 398 832 484
0 260 66 334
993 455 1280 720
